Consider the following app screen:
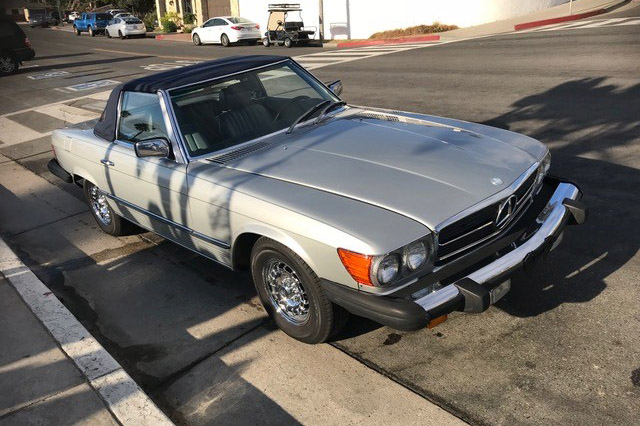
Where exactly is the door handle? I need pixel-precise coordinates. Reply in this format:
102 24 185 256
100 159 114 167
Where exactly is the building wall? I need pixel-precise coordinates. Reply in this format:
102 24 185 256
236 0 569 40
1 0 49 21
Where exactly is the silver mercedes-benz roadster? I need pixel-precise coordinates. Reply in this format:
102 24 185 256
48 55 587 343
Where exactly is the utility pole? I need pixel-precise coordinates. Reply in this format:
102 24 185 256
318 0 324 42
569 0 573 15
56 0 63 26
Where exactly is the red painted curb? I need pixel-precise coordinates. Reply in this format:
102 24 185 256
155 33 191 41
337 35 440 48
514 8 606 31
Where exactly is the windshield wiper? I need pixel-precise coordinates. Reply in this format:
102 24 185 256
286 100 331 134
313 100 347 124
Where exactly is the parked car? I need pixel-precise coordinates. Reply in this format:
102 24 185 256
106 9 127 17
0 16 35 76
66 11 80 23
106 17 146 39
73 12 112 36
192 16 261 47
113 13 134 19
47 56 587 343
28 14 59 28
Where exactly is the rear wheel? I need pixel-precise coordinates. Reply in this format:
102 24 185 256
192 33 202 46
119 30 125 39
88 26 94 37
221 33 230 47
251 237 348 344
262 37 270 47
106 29 111 38
0 54 18 76
284 37 292 48
84 181 136 236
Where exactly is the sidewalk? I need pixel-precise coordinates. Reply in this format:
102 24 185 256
439 0 631 41
0 275 119 425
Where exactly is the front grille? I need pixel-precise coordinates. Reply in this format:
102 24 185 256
436 169 539 263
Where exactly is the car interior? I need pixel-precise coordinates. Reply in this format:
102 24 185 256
170 64 330 157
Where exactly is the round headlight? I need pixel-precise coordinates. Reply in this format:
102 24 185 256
404 241 427 271
376 254 400 285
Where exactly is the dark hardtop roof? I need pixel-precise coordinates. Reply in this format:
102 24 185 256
94 55 289 142
122 55 289 93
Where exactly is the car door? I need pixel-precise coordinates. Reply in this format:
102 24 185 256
199 19 215 42
212 18 226 43
99 91 194 247
77 13 87 30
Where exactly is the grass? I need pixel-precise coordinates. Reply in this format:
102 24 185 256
368 22 458 40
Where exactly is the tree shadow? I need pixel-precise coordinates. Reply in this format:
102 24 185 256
482 77 640 317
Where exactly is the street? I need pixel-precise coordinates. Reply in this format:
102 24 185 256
1 4 639 426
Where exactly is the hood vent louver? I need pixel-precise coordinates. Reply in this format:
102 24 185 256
207 142 271 164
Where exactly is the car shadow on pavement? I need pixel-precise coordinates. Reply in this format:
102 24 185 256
481 77 640 317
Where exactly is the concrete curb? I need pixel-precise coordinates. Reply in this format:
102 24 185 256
155 33 191 42
514 0 631 31
0 237 174 426
336 35 440 48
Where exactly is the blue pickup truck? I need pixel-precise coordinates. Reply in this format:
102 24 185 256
73 12 112 37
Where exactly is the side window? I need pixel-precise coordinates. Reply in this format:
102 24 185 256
203 19 214 27
213 19 226 26
117 92 169 143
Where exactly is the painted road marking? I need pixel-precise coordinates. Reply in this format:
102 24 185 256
522 17 640 33
27 70 71 80
0 238 174 426
141 60 202 71
65 79 120 92
0 116 46 146
35 104 101 124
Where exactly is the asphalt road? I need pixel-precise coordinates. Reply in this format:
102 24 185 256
1 7 639 426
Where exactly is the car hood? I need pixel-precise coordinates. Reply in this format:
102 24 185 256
209 107 545 229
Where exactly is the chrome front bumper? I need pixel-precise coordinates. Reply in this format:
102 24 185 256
415 182 583 313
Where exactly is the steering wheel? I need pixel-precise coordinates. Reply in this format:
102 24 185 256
273 96 311 124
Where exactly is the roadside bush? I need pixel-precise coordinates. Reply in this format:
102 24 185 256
183 25 194 34
183 13 196 25
160 12 180 33
369 22 458 39
143 13 156 31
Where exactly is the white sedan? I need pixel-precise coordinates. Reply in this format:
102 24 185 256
192 16 261 47
105 17 146 39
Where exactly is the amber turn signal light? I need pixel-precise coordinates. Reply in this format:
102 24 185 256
337 248 373 286
427 314 448 329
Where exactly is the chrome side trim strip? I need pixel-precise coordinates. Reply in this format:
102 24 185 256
414 182 579 314
104 192 231 249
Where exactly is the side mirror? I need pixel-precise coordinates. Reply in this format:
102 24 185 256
134 138 170 158
327 80 343 96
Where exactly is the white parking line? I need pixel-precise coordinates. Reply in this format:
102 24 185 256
35 104 101 124
0 238 174 426
0 116 46 146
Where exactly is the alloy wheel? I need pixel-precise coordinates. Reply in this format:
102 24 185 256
0 56 17 74
89 185 112 226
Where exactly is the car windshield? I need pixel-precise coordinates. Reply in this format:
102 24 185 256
96 13 112 20
227 17 251 24
170 60 338 157
123 18 141 23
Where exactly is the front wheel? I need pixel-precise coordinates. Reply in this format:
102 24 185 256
0 55 18 76
220 33 230 47
119 30 125 40
88 26 94 37
262 37 270 47
74 26 80 36
284 37 292 48
251 238 348 344
84 181 136 236
192 33 202 46
106 29 111 38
